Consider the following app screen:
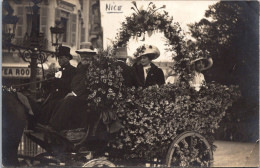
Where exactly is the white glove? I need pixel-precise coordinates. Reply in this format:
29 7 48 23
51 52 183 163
55 71 62 78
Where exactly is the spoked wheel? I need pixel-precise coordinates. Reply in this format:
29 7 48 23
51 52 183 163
83 158 116 167
165 131 213 167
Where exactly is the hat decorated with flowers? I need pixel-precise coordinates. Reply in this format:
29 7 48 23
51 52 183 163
190 57 213 71
134 44 160 60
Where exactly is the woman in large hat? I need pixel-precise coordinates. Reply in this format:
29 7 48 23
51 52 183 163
189 57 213 91
166 57 213 91
132 44 165 88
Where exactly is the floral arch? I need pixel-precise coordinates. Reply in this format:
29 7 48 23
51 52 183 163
112 2 187 66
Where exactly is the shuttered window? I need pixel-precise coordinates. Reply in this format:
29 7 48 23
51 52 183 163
55 8 61 22
16 6 24 38
40 6 48 37
81 27 85 42
70 13 77 46
60 18 68 43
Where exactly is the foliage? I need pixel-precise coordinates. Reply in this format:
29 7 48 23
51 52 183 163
80 48 241 162
187 1 259 141
83 49 125 118
112 1 188 76
2 86 17 92
188 1 258 100
108 82 241 161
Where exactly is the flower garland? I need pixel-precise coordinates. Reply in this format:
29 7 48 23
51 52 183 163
113 1 186 62
107 82 241 162
83 49 126 123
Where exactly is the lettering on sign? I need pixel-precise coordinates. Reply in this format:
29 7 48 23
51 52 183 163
2 67 32 78
106 2 123 14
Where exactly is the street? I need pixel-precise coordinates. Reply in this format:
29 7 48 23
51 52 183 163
213 140 259 167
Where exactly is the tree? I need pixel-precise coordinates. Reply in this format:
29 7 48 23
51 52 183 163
188 1 259 141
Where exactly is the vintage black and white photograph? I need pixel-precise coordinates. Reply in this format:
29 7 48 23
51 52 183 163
1 0 259 167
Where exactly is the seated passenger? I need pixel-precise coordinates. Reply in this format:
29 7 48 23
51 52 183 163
37 46 76 124
49 43 97 132
114 47 142 88
166 57 213 91
132 44 165 88
189 57 213 91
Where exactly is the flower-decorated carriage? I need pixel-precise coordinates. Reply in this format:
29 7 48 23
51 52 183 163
10 2 241 167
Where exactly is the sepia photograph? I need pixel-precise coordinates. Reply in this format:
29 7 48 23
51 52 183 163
1 0 259 167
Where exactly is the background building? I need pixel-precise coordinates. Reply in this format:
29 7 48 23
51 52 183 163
2 0 103 87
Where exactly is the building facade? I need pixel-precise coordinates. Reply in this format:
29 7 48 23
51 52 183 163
2 0 103 87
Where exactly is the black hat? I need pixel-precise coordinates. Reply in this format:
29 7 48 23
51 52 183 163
57 46 73 60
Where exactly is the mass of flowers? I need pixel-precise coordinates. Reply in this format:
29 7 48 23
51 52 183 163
107 82 241 162
113 1 186 61
83 49 126 124
81 2 242 164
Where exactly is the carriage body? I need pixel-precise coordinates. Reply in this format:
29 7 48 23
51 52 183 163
22 126 213 167
19 82 238 167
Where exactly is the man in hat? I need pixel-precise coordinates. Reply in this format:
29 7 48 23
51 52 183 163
114 47 142 88
49 43 97 131
37 46 76 124
52 46 77 98
133 44 165 88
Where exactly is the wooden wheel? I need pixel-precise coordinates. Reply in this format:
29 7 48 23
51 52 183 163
165 131 213 167
83 158 116 167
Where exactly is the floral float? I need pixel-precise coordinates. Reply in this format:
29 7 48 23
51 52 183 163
81 1 241 166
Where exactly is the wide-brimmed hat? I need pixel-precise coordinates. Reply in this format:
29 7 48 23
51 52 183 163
190 57 213 71
57 46 73 60
114 47 132 59
76 42 96 54
136 44 160 60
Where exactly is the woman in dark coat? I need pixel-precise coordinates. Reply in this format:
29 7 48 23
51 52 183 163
133 44 165 88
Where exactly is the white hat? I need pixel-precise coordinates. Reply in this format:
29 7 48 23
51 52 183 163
136 44 160 60
190 57 213 71
76 42 96 54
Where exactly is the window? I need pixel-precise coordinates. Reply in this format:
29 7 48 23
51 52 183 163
60 17 68 43
26 14 40 36
81 26 85 42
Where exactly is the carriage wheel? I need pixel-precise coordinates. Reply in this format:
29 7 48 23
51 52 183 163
83 158 116 167
165 131 213 167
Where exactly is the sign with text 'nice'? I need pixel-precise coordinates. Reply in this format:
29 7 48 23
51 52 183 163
2 67 31 78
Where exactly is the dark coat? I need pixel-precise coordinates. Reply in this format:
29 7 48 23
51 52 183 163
49 63 90 131
115 61 142 87
37 63 76 125
70 63 89 98
52 63 77 99
49 61 142 131
133 62 165 88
